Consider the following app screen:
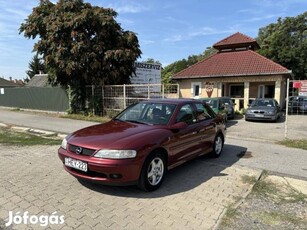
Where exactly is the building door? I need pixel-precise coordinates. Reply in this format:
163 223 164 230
258 85 265 98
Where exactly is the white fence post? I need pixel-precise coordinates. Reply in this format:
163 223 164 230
123 84 126 109
285 78 289 138
162 84 165 98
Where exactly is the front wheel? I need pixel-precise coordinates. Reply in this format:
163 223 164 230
138 151 166 192
211 134 224 158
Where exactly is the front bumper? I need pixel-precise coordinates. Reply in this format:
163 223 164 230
58 147 142 185
245 113 277 121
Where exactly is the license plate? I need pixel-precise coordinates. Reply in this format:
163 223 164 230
255 114 264 117
65 158 88 172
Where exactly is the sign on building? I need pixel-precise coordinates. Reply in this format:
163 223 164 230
130 62 161 84
294 80 307 96
299 81 307 96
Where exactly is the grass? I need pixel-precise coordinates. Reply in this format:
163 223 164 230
220 205 241 227
60 113 110 123
254 211 303 226
0 127 61 146
277 139 307 150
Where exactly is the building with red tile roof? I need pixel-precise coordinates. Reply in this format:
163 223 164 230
172 32 292 109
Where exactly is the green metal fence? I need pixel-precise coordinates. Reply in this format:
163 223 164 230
0 87 69 112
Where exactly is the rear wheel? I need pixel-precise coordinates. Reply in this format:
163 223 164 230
138 151 166 192
211 134 224 158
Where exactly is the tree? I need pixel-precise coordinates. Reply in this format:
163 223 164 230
26 54 46 80
19 0 141 112
257 12 307 80
144 58 162 65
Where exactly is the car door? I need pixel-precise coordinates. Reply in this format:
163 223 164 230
194 102 217 152
167 103 203 168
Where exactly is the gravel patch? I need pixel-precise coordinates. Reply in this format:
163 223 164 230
218 174 307 230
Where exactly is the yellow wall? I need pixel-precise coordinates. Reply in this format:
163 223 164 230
175 75 288 108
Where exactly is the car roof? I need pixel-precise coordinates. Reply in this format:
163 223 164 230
254 98 274 100
142 98 198 105
201 97 231 100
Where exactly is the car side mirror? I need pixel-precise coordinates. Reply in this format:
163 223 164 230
170 122 188 130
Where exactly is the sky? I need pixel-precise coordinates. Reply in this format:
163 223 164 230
0 0 306 80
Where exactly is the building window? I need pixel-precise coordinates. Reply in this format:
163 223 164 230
258 85 275 98
191 82 202 98
230 84 244 98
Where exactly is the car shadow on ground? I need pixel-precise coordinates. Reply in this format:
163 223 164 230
226 119 238 128
78 144 247 198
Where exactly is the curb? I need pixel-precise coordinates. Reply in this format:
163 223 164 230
0 122 67 139
213 169 263 230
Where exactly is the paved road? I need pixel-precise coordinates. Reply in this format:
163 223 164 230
0 108 98 134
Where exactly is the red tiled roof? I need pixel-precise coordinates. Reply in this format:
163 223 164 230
213 32 260 50
172 50 290 79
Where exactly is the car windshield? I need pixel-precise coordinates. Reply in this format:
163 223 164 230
221 98 231 105
204 99 218 109
251 99 274 107
115 102 177 125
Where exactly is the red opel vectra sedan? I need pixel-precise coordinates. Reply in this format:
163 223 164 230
58 99 226 191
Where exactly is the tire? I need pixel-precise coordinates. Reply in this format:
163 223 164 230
224 114 228 123
211 134 224 158
138 151 166 192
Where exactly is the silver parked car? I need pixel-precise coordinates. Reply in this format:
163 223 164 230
245 98 281 122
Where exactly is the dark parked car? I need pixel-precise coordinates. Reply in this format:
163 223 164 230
288 96 307 113
201 97 235 120
58 99 226 191
219 97 236 119
201 97 228 121
245 98 281 122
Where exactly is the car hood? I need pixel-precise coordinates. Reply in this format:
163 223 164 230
67 120 165 150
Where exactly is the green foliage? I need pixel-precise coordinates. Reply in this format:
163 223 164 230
257 12 307 80
161 47 216 83
144 58 161 65
278 139 307 150
0 127 60 146
60 113 110 123
26 54 46 80
19 0 142 113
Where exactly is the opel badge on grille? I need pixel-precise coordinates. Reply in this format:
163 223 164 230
76 147 83 154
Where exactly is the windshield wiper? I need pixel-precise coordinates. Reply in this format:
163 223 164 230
125 120 150 125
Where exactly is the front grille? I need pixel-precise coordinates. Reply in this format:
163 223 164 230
69 144 96 156
254 111 265 114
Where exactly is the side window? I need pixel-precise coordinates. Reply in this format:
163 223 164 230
176 104 196 125
195 103 214 121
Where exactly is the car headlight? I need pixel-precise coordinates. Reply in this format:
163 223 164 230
246 110 253 114
61 138 67 150
94 149 137 159
267 111 274 115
